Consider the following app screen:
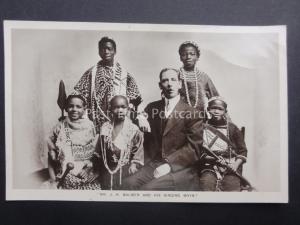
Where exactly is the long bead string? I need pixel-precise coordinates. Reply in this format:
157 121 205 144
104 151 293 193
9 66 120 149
180 67 199 108
100 121 132 189
100 122 124 190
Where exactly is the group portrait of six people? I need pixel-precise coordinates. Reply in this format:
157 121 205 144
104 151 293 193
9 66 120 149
44 36 248 192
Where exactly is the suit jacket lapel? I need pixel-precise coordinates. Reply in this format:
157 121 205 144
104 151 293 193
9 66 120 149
163 99 186 136
155 100 165 136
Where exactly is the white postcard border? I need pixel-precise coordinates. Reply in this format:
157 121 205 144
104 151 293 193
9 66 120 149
4 20 288 203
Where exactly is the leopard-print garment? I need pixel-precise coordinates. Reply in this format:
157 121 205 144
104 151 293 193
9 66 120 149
60 173 101 190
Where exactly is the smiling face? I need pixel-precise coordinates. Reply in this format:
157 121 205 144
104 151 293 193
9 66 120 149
208 100 227 121
180 45 199 70
159 69 182 99
110 96 129 122
66 97 86 121
99 41 116 65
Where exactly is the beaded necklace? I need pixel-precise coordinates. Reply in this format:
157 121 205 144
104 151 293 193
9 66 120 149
180 67 199 108
100 120 133 190
63 120 95 161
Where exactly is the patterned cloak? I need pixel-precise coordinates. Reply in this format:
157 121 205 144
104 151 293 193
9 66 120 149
73 61 142 132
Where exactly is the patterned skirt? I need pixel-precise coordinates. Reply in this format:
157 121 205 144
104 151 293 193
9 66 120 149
60 173 101 190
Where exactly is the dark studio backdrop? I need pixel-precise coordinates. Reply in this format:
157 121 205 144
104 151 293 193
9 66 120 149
0 0 299 225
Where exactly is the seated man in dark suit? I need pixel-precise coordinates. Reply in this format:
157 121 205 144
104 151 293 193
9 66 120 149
122 68 204 191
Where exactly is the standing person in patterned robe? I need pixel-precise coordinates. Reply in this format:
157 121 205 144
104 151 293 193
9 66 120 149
73 37 143 133
178 41 219 117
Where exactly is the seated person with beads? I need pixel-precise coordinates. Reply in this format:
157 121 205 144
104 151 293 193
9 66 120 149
46 95 100 189
93 95 144 190
199 96 247 191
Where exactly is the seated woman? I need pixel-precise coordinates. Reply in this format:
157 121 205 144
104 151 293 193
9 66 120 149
199 96 247 191
46 95 100 189
94 95 144 190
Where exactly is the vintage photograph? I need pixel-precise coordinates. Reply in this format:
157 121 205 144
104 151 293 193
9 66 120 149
4 21 288 202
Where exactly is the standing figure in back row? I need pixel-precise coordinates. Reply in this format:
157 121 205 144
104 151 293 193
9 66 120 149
178 41 219 116
73 36 143 133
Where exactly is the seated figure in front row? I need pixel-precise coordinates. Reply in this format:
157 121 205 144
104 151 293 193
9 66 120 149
46 95 101 189
94 95 144 190
199 96 248 191
122 68 204 191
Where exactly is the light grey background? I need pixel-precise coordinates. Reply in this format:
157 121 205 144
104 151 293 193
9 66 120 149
11 28 281 191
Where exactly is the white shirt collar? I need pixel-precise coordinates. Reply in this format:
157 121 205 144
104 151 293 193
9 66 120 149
164 94 181 118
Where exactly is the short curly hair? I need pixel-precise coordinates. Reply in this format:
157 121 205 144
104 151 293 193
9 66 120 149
109 95 129 109
178 41 200 57
208 96 227 109
98 36 117 52
65 94 87 109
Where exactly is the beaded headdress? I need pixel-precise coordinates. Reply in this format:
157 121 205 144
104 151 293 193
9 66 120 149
179 41 201 56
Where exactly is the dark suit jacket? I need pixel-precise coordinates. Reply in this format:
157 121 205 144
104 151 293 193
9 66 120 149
144 98 203 190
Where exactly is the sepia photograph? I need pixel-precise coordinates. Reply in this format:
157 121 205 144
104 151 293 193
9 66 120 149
4 20 288 202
